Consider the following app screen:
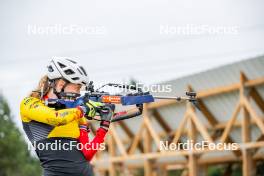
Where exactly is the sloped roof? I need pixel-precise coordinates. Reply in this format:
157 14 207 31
119 55 264 138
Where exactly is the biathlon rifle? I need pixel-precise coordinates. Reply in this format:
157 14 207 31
47 81 199 122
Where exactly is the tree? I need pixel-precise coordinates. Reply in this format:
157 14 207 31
0 94 42 176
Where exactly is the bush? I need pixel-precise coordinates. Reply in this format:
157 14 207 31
0 94 42 176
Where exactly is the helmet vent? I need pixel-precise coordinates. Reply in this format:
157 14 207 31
65 69 74 75
77 68 83 75
58 62 66 68
48 65 54 72
72 77 80 80
66 59 77 64
79 66 87 76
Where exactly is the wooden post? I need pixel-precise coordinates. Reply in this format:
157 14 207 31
187 85 209 176
160 165 168 176
143 104 154 176
108 135 117 176
241 106 255 176
240 72 256 176
188 153 198 176
188 119 199 176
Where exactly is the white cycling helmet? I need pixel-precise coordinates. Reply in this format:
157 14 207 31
47 57 89 85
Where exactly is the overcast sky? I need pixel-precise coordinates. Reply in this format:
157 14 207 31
0 0 264 129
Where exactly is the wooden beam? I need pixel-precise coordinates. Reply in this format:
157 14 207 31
189 110 213 143
187 85 212 142
110 124 127 156
188 110 199 176
243 98 264 134
253 134 264 157
143 114 154 176
220 102 241 143
196 99 218 126
188 153 198 176
108 134 116 176
107 141 264 163
241 72 255 176
128 122 145 155
188 117 197 143
249 88 264 113
144 113 162 151
256 134 264 141
240 72 262 176
242 149 255 176
198 155 239 165
128 141 144 153
118 121 134 138
241 72 251 143
198 83 240 99
152 109 172 133
212 118 264 131
171 113 189 144
245 76 264 87
118 121 144 153
164 164 187 170
144 159 154 176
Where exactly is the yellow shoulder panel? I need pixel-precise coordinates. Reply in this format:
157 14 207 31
20 97 82 126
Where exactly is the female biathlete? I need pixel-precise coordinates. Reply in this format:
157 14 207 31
20 58 112 176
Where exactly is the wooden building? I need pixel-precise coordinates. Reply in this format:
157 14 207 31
91 56 264 176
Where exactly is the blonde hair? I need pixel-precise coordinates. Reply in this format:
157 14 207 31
29 75 51 99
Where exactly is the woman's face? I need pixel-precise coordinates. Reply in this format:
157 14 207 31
64 83 82 94
55 79 81 94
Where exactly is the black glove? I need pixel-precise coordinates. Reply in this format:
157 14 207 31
79 100 103 119
99 104 114 130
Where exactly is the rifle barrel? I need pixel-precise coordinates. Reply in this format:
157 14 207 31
153 96 190 101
